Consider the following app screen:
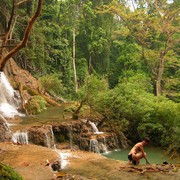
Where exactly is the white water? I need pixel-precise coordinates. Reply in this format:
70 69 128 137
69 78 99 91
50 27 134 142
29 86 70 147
89 121 104 134
44 126 56 148
55 149 70 169
100 137 108 153
89 139 100 153
45 132 51 148
89 138 108 153
12 130 29 144
0 72 22 118
0 114 11 130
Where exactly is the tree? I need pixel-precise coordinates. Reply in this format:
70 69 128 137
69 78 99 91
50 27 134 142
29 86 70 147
97 0 180 96
0 0 43 71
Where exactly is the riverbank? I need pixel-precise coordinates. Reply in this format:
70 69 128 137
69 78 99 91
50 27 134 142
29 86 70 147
0 142 179 180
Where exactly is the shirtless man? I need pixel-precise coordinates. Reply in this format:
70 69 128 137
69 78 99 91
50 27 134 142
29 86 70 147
128 137 150 165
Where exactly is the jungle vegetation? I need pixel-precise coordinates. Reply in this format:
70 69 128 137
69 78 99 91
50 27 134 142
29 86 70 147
0 0 179 158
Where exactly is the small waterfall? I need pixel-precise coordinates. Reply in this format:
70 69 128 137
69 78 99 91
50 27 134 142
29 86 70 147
89 121 103 134
44 126 56 148
12 131 28 144
68 125 73 149
0 72 22 118
44 132 51 148
100 137 108 153
0 114 11 131
50 126 56 148
89 139 100 153
0 114 12 141
100 143 108 153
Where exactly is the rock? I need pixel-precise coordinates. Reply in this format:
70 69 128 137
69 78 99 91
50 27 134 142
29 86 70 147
0 115 12 142
28 126 55 148
51 161 61 171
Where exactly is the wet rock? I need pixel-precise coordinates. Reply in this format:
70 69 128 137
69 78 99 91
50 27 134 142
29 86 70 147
0 115 12 142
51 161 61 171
28 126 54 147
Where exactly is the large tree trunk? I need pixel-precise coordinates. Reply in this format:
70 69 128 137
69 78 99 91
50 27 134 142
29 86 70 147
155 51 165 96
0 0 43 71
72 27 78 93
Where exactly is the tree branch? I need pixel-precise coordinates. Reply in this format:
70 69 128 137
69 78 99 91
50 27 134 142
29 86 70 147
0 0 44 71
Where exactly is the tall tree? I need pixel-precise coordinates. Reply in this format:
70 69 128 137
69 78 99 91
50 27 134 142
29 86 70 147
97 0 180 96
0 0 43 71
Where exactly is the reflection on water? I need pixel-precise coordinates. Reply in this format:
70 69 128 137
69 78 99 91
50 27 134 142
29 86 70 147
21 105 72 125
103 146 178 164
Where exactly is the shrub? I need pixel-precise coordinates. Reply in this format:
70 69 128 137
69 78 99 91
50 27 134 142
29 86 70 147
0 163 22 180
25 95 46 115
40 73 67 98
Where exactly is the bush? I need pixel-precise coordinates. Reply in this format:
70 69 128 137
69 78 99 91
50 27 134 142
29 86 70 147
0 163 22 180
25 95 46 115
40 73 67 97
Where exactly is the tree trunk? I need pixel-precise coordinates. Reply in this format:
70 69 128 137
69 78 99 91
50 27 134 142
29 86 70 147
0 0 43 71
156 51 165 96
72 27 78 93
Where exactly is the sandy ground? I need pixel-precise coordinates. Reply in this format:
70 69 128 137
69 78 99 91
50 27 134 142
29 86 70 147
0 142 179 180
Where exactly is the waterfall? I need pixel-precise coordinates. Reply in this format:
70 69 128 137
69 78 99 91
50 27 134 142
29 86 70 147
50 126 56 148
89 139 100 153
100 137 108 153
89 121 103 134
44 126 56 148
0 72 22 118
12 130 28 144
100 143 108 153
0 114 11 130
68 125 73 149
44 132 51 148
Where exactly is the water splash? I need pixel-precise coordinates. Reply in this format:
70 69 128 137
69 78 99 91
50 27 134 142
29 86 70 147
12 130 29 144
0 72 22 118
55 149 70 169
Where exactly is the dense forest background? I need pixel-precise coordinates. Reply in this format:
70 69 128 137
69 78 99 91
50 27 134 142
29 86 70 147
0 0 179 157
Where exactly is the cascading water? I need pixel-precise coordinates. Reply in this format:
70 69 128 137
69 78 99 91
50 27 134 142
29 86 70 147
68 125 73 149
89 139 100 153
0 72 22 118
100 137 108 153
0 114 11 130
89 121 103 134
12 130 29 144
44 132 51 148
44 126 56 148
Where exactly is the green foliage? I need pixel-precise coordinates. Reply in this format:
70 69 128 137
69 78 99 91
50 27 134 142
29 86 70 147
0 163 22 180
1 0 179 157
78 72 179 155
40 73 67 97
77 74 109 105
25 96 47 115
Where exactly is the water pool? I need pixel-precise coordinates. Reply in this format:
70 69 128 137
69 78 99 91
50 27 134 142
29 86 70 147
103 146 178 164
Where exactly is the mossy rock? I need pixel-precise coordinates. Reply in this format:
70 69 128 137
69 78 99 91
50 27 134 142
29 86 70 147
0 163 22 180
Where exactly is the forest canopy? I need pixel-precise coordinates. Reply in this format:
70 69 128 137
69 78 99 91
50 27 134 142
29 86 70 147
0 0 179 157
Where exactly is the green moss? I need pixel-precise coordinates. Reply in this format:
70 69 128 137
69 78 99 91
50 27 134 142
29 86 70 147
0 163 22 180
